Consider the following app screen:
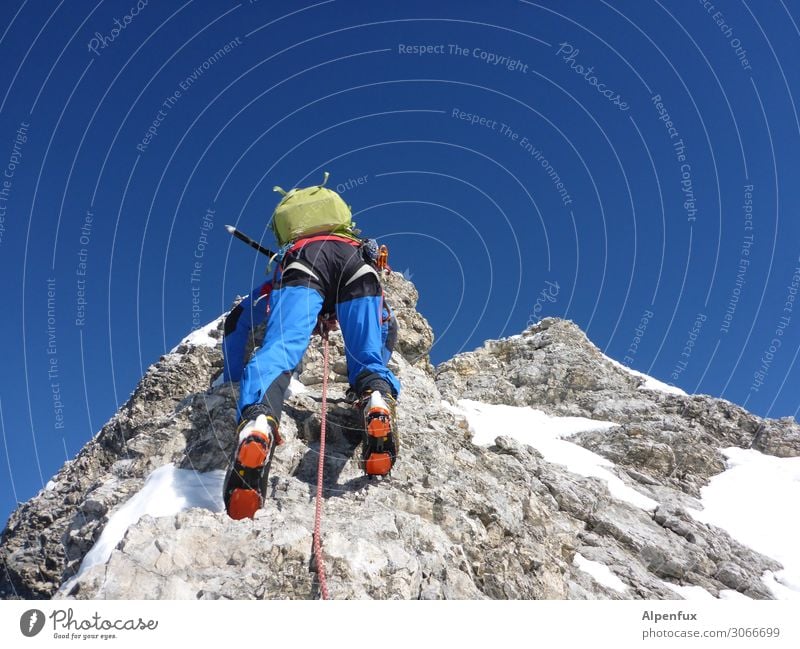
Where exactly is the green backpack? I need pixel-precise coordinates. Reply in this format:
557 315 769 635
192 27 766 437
270 172 357 246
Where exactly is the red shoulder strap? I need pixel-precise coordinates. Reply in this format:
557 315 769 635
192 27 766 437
287 234 360 254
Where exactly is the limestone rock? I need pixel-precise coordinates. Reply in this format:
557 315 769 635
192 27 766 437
1 282 796 600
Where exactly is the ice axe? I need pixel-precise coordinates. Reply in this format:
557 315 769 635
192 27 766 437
225 224 276 259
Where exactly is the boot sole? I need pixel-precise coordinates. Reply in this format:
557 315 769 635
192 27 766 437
365 452 393 475
224 432 274 519
227 488 262 520
363 407 395 476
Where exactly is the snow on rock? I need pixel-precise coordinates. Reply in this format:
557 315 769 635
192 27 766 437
64 464 225 588
287 375 306 397
661 581 716 600
451 399 659 511
169 315 225 353
761 572 800 600
689 447 800 600
573 553 628 593
719 589 753 600
603 355 687 396
451 399 617 444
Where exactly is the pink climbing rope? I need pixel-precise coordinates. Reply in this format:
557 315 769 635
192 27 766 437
312 331 330 600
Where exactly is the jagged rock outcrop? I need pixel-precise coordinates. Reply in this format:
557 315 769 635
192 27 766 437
1 277 797 600
436 319 800 495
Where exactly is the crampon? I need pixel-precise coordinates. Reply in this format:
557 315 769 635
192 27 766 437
223 414 281 519
360 391 398 476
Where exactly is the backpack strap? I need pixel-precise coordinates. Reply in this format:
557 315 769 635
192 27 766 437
286 233 361 255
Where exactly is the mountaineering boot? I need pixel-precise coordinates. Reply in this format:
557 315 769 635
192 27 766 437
223 414 280 519
359 391 398 476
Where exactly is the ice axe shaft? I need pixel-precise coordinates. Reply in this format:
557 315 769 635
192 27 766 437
225 224 276 258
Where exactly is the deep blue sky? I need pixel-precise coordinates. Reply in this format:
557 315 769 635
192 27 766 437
1 0 799 525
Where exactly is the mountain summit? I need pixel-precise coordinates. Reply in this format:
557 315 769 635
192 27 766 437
2 273 798 600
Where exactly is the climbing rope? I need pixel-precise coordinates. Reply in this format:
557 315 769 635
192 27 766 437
312 329 331 600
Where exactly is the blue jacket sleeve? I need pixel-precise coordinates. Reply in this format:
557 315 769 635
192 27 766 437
222 282 271 382
381 301 398 365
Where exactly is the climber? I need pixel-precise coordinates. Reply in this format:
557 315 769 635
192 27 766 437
221 172 402 520
220 275 398 391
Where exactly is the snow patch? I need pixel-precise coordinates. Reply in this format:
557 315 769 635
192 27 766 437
762 571 800 600
661 581 716 600
604 355 686 396
689 447 800 600
169 314 225 353
450 399 659 511
64 465 225 587
573 553 628 592
719 589 752 600
287 375 306 397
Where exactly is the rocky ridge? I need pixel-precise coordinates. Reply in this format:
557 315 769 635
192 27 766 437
1 272 798 600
